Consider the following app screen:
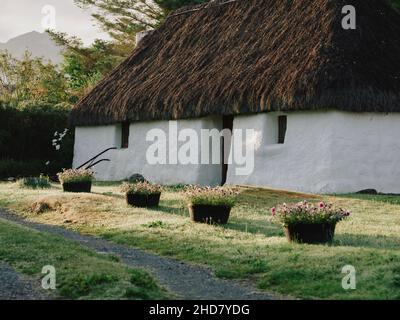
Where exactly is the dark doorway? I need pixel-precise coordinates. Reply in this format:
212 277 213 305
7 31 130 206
221 115 234 185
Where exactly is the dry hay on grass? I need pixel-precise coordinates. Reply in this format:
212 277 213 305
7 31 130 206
23 190 187 231
28 198 61 215
26 193 119 225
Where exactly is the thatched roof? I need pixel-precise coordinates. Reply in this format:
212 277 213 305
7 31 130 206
71 0 400 126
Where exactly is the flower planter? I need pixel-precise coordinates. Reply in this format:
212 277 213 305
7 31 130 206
188 204 231 224
126 192 161 208
284 223 336 244
62 181 92 193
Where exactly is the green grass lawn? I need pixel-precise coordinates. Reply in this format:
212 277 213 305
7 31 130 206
0 181 399 299
0 218 167 300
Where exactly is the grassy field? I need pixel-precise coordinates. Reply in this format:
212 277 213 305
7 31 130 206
0 218 167 299
0 181 399 299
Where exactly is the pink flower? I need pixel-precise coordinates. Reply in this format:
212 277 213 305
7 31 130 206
271 207 276 216
319 202 325 209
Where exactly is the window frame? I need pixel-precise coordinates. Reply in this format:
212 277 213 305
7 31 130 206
121 121 130 149
277 115 287 144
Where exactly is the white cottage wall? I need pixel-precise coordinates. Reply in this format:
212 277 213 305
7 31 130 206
72 125 121 181
73 117 223 185
226 111 400 194
73 111 400 193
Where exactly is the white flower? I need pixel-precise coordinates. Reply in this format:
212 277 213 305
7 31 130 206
55 145 60 150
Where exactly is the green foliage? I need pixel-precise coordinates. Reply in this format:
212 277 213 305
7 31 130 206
17 175 51 189
59 273 118 298
60 0 208 100
0 51 69 106
0 103 73 179
74 0 162 35
48 32 122 101
392 265 400 288
145 220 167 228
129 269 159 290
0 160 48 179
0 48 73 181
126 269 164 299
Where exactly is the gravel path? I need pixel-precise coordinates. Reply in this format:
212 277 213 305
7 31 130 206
0 263 51 300
0 208 282 300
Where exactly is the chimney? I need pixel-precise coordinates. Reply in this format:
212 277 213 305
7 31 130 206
135 30 153 46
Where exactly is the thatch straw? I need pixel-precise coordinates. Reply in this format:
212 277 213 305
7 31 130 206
70 0 400 126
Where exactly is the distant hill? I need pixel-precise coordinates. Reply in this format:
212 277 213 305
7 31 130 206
0 31 63 64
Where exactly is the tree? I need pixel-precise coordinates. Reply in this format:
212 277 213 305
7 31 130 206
72 0 207 54
73 0 161 55
45 0 207 101
0 51 69 106
48 31 120 101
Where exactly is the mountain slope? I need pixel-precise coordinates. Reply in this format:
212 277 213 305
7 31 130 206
0 31 63 64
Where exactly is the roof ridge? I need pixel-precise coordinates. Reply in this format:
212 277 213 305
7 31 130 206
168 0 239 18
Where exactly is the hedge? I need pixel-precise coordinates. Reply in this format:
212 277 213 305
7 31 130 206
0 103 74 179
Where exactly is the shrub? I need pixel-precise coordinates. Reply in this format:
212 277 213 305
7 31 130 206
271 201 351 226
121 181 162 195
183 185 239 208
393 0 400 11
129 269 159 290
125 269 163 300
0 159 46 179
58 273 117 299
17 175 51 189
57 168 94 184
0 103 73 179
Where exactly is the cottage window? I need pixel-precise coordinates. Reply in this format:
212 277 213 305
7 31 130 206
121 121 130 149
278 116 287 144
222 115 234 185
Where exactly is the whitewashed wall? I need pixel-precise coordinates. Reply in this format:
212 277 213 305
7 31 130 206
73 117 223 186
227 111 400 194
74 111 400 193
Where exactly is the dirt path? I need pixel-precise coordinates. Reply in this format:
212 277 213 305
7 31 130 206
0 263 51 300
0 208 282 300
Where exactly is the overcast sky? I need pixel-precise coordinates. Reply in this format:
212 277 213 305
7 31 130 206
0 0 109 44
